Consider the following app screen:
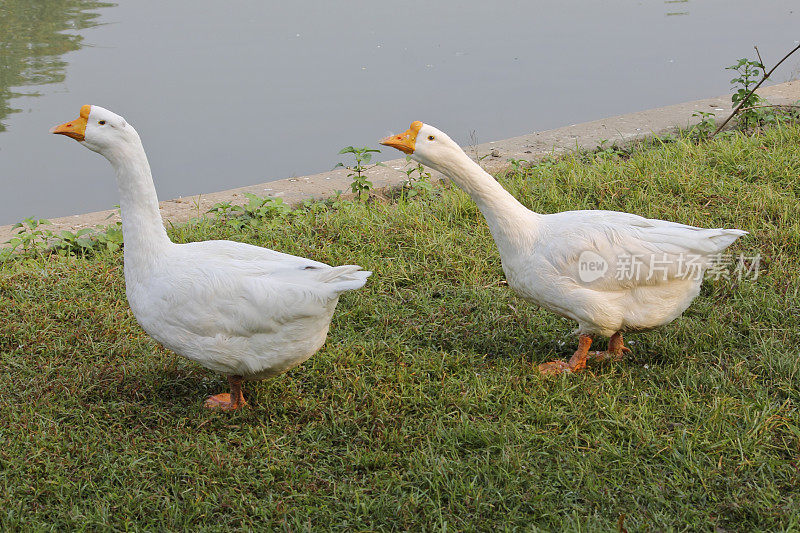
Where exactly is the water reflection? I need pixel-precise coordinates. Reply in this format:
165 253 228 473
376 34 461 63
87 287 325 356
0 0 113 132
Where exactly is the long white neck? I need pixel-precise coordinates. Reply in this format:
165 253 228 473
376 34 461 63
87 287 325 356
425 147 540 254
102 133 171 272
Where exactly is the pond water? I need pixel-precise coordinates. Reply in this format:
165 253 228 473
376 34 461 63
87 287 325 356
1 0 798 225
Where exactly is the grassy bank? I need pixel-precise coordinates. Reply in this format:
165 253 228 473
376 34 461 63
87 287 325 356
1 124 799 531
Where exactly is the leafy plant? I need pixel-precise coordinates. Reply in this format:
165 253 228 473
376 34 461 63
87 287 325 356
240 193 291 220
727 57 767 128
530 157 558 172
206 201 238 222
2 217 125 261
507 158 529 174
95 223 124 252
593 139 627 160
335 146 383 201
399 156 433 200
207 194 291 230
5 217 53 255
54 228 99 252
690 111 717 140
299 191 349 214
52 222 124 255
299 199 329 214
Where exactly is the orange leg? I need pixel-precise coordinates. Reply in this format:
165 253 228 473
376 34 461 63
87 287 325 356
590 332 632 362
538 334 593 375
204 375 248 410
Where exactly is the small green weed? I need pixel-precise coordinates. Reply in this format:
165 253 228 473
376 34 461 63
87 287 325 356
690 110 717 140
335 146 383 201
54 222 124 254
399 156 434 200
205 200 238 223
593 139 628 160
725 57 764 127
5 217 52 255
577 139 629 164
2 217 125 262
506 158 530 174
239 193 291 219
208 193 291 230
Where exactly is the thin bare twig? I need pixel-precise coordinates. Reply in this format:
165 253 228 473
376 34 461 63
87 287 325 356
711 42 800 137
754 46 764 69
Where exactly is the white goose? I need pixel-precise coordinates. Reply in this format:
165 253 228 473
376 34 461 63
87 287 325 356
381 121 746 374
52 105 371 409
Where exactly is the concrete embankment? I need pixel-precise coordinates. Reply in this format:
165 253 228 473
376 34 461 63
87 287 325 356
2 81 799 246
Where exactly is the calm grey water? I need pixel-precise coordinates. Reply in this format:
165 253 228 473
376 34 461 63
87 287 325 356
1 0 798 225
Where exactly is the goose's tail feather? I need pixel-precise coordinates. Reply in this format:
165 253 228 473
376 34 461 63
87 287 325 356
707 229 748 253
319 265 372 293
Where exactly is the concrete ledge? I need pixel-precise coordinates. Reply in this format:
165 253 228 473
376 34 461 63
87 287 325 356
2 81 799 246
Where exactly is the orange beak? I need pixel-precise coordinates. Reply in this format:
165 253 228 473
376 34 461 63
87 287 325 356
50 104 91 141
380 120 423 154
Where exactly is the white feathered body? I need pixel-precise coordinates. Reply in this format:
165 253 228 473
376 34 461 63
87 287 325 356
496 209 745 337
125 240 370 380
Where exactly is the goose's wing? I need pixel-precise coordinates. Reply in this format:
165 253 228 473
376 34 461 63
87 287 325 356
539 210 747 290
184 239 329 271
150 241 370 339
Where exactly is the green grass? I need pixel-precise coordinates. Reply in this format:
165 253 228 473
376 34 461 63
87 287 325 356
2 125 800 531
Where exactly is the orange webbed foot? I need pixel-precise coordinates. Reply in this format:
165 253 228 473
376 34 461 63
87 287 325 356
590 332 631 362
537 360 573 375
538 334 592 376
204 375 247 410
204 393 247 410
590 346 631 362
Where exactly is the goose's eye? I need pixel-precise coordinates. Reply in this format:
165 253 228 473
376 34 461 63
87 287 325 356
428 135 435 141
98 120 106 125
